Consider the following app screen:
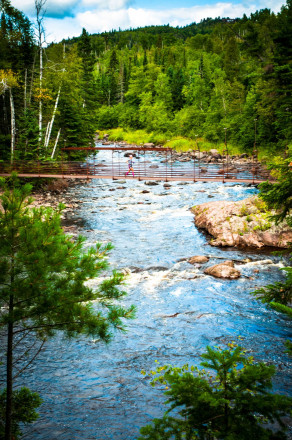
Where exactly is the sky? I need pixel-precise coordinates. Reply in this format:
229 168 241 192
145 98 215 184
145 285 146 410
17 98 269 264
10 0 285 44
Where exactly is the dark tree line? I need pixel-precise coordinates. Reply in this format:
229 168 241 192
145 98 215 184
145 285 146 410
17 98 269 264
0 0 291 162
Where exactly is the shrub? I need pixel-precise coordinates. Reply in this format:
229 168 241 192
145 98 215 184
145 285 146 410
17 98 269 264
139 344 292 440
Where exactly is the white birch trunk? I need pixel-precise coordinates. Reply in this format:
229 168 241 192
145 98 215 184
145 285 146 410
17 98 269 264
44 120 50 148
45 86 61 149
51 128 61 159
9 88 15 164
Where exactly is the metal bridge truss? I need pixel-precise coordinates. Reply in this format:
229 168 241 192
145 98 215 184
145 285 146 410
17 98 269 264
0 146 272 184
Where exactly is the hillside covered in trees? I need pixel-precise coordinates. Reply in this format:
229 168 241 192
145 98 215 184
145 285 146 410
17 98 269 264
0 0 291 162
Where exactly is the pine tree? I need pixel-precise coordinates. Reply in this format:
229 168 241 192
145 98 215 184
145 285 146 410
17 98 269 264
139 344 292 439
0 175 135 440
252 157 292 354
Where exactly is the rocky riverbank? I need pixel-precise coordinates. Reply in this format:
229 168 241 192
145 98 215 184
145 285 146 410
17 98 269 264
192 196 292 248
0 178 90 235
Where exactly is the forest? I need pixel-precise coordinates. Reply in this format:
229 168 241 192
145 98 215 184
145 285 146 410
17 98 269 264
1 1 292 438
0 0 292 163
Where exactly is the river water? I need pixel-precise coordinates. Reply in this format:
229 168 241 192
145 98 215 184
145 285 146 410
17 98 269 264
21 149 291 439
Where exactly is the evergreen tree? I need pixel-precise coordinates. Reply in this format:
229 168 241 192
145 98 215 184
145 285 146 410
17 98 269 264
252 157 292 355
0 175 135 440
77 28 97 145
0 388 42 440
139 344 292 439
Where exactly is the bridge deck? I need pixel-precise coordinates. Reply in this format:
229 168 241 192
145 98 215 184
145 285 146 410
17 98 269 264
0 147 271 183
0 173 268 184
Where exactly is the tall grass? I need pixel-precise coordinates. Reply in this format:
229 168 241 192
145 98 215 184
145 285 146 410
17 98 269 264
164 137 196 151
97 128 275 158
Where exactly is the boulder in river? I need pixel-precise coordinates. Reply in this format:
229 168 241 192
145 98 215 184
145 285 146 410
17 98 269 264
188 256 210 264
145 181 159 186
192 196 292 248
204 261 241 279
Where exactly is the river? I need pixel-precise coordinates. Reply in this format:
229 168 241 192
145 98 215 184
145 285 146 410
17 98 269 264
21 149 291 439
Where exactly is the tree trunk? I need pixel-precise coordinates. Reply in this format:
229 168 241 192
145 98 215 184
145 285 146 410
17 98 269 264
9 88 15 164
5 248 14 440
44 120 50 148
5 297 14 440
45 87 61 149
51 128 61 159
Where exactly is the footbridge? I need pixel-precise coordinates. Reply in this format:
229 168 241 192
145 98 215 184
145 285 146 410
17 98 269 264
0 146 271 184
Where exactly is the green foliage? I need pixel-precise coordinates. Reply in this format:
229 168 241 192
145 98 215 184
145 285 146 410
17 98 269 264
240 203 249 216
253 221 272 231
164 137 195 152
0 387 42 440
252 266 292 305
2 0 292 161
0 175 135 339
270 301 292 317
284 340 292 356
139 344 292 439
253 158 292 355
105 127 169 145
253 197 268 213
258 158 292 226
0 175 135 436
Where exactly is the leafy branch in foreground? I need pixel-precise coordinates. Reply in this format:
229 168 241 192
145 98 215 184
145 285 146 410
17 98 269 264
258 157 292 227
0 388 42 440
252 266 292 306
0 174 135 440
139 344 292 440
253 160 292 354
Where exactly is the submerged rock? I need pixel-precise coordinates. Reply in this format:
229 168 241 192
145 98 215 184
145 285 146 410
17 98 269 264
192 196 292 248
204 261 241 279
188 256 210 264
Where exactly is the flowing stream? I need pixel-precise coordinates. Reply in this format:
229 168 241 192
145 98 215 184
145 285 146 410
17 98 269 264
20 149 291 439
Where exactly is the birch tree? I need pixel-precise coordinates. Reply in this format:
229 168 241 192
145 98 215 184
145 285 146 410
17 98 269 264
0 70 18 163
35 0 47 143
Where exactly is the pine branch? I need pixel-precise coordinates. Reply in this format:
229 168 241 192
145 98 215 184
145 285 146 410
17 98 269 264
13 339 46 380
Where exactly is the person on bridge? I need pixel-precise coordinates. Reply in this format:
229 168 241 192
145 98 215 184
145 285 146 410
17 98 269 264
125 155 135 177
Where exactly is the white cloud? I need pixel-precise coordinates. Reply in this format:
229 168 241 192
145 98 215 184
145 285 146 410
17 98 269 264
44 16 82 42
10 0 284 43
81 0 131 11
77 2 280 34
77 9 130 32
11 0 80 18
10 0 131 17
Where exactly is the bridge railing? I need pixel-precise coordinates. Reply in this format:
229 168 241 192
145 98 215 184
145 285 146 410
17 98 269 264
0 155 272 183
